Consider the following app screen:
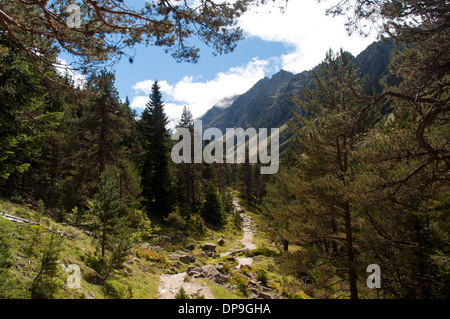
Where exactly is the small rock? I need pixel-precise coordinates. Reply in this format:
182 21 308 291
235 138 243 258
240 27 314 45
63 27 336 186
185 243 195 251
258 291 278 299
179 255 196 264
168 253 181 259
248 280 260 287
191 271 205 278
201 243 217 252
249 293 258 299
217 237 225 246
187 266 203 275
141 243 164 251
214 264 224 272
248 288 259 295
159 235 172 243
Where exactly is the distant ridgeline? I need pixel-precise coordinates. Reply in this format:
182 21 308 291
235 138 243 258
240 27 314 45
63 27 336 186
200 40 399 155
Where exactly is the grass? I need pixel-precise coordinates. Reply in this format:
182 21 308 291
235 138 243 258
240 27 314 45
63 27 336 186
0 195 247 299
0 193 310 300
0 198 161 299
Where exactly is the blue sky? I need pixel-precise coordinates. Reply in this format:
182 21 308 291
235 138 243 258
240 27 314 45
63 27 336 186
60 0 378 128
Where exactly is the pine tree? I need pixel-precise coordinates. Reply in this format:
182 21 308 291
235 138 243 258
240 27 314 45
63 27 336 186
139 81 172 218
30 229 63 299
285 50 375 299
200 183 224 227
90 169 122 257
0 34 60 195
353 85 450 298
175 106 200 216
84 70 129 176
58 70 132 210
325 0 449 298
178 106 194 129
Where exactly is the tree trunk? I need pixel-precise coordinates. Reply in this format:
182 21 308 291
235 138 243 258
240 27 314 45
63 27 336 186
343 200 358 299
101 217 106 257
281 238 289 252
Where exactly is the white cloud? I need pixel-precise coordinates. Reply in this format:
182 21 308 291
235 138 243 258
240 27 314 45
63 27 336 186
131 57 274 128
55 58 86 88
130 95 148 111
238 0 378 73
132 79 173 96
129 0 379 129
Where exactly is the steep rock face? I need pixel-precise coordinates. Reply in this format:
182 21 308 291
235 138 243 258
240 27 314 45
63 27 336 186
201 70 296 131
200 40 396 135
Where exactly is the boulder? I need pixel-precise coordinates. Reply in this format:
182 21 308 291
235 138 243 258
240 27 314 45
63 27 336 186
213 273 228 285
201 265 228 284
179 255 196 264
185 243 195 251
217 237 225 246
201 243 216 252
187 266 204 278
187 266 202 274
202 265 220 278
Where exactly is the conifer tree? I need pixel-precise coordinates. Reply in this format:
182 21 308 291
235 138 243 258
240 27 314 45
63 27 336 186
90 169 122 257
58 70 131 209
283 50 375 299
175 106 197 216
200 183 224 227
0 34 60 195
139 81 172 217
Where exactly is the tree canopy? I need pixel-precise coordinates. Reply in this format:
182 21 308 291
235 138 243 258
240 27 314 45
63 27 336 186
0 0 284 75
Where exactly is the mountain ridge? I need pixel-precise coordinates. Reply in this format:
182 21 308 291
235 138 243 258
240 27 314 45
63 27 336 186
200 40 397 132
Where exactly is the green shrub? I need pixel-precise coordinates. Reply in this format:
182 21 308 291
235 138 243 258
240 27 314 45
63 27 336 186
222 263 231 274
187 214 205 235
11 195 25 204
30 230 63 299
132 247 168 266
255 268 268 286
175 287 189 299
237 281 248 296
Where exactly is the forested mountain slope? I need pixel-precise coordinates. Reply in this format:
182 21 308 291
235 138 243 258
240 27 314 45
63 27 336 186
201 40 397 133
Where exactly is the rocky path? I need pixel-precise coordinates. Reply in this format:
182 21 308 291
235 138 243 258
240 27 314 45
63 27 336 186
156 272 214 299
156 196 257 299
221 199 256 268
